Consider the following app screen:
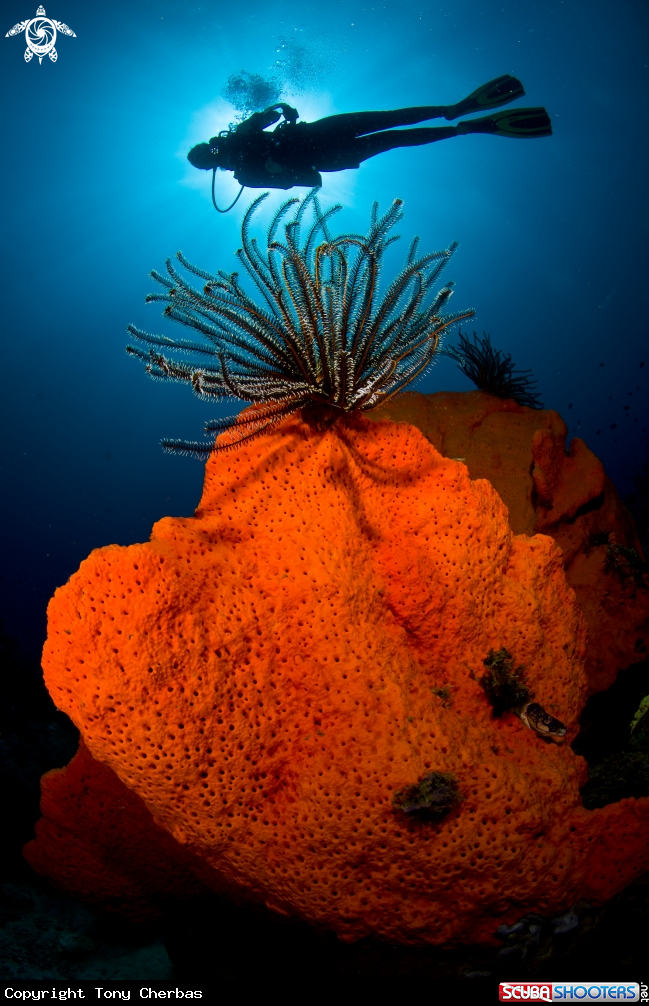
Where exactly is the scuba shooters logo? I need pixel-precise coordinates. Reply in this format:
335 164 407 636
5 5 75 64
499 985 641 1002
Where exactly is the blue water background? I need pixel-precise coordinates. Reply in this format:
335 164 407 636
1 0 648 658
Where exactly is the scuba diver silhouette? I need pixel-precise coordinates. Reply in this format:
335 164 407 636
187 75 552 211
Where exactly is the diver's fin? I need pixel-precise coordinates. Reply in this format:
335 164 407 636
444 75 525 120
456 107 552 138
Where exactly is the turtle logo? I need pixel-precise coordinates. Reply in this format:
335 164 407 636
5 5 76 64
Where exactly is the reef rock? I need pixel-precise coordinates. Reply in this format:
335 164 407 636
371 391 649 693
28 413 649 945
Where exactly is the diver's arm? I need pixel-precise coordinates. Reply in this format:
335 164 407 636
235 109 281 134
236 104 299 135
273 103 298 125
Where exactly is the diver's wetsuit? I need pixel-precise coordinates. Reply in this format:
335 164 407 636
187 78 552 191
215 103 460 189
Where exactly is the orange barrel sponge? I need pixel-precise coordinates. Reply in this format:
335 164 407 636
35 414 649 945
370 391 649 693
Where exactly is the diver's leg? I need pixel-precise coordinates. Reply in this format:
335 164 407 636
311 108 450 139
314 127 459 171
308 107 552 173
339 108 551 163
309 76 525 138
354 127 459 159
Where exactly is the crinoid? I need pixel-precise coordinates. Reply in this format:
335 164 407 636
126 189 474 457
444 329 543 409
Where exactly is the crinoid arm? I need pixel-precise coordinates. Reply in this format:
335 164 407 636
127 189 475 456
161 399 306 459
444 330 543 409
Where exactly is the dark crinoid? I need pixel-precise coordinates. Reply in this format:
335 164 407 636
444 329 543 409
126 189 474 458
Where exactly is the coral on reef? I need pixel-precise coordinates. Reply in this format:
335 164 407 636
392 771 461 820
479 648 532 717
126 192 473 456
443 330 543 409
631 695 649 735
479 648 567 739
30 414 649 945
371 391 649 693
